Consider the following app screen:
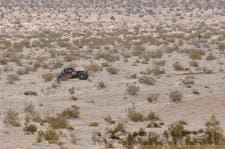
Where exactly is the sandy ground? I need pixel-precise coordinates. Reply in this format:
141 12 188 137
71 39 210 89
1 1 225 148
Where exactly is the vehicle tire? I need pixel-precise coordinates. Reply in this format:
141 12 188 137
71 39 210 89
78 73 88 80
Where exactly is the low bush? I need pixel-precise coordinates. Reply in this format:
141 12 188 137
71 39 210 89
169 90 182 102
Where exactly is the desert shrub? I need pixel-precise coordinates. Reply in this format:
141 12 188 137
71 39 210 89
126 83 140 95
23 124 37 134
37 130 45 143
189 61 199 67
138 76 156 85
149 50 163 59
127 104 144 122
154 60 166 66
24 102 35 113
68 87 75 94
3 110 20 127
63 54 77 62
132 45 145 56
97 81 106 89
42 73 54 82
95 51 119 62
61 105 80 119
52 59 64 69
167 122 187 145
146 111 161 121
111 122 125 134
137 132 162 145
17 67 30 75
44 129 60 144
217 42 225 50
169 90 182 102
87 63 102 72
24 91 38 96
144 66 165 76
47 115 69 129
203 67 213 74
70 131 77 144
206 53 216 61
146 94 159 103
147 121 161 128
182 76 194 86
106 66 118 75
71 96 78 101
130 73 137 79
187 49 205 60
192 89 200 94
89 122 99 127
101 62 110 67
7 74 20 83
104 115 115 124
173 62 184 71
204 115 225 145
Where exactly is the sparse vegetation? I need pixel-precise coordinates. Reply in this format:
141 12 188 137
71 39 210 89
3 110 20 127
42 73 54 82
126 83 140 95
127 104 144 122
169 90 183 102
146 94 159 103
138 76 156 85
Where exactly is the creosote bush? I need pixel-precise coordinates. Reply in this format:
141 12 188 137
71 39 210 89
23 124 37 134
127 104 144 122
3 109 20 127
146 94 159 103
126 83 140 95
24 91 38 96
169 90 182 102
7 74 20 84
42 73 54 82
104 115 115 124
106 66 118 75
97 81 106 89
138 76 156 85
173 62 184 71
46 115 69 129
61 105 80 119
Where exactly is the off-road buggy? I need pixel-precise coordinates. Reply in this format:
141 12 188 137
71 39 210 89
57 67 88 81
